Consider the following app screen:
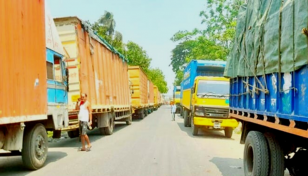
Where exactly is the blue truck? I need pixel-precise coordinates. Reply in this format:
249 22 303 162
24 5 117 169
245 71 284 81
225 1 308 175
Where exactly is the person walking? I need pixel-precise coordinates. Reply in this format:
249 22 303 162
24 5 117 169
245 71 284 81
171 103 176 121
76 93 92 151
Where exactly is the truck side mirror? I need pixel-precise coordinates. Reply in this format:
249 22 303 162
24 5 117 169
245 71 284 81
191 87 195 93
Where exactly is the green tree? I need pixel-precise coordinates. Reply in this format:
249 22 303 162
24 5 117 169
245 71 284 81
126 41 152 73
92 11 125 53
199 0 245 49
170 0 245 85
148 68 168 93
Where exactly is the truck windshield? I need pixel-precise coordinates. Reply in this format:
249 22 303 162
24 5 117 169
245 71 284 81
175 94 180 99
197 80 229 96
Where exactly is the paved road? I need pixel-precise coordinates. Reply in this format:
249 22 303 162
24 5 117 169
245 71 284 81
0 105 245 176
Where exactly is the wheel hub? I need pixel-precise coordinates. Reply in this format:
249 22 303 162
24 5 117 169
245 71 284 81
35 134 46 159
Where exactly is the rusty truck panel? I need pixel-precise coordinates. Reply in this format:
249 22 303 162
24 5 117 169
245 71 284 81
54 17 130 112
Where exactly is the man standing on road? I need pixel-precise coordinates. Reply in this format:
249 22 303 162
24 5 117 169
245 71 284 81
171 103 176 121
76 93 92 151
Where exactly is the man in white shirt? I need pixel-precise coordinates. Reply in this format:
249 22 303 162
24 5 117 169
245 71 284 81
171 104 176 121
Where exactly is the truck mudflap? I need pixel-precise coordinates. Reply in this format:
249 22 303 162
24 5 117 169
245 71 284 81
194 117 238 128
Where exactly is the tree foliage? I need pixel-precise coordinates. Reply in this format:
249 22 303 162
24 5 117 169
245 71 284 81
126 41 152 73
147 68 168 93
92 11 125 54
170 0 245 85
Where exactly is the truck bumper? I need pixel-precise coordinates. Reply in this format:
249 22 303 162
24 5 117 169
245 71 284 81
194 117 239 128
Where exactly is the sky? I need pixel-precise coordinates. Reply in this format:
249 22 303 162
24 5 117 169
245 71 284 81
47 0 206 95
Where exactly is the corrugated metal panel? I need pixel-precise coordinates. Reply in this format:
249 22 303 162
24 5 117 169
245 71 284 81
154 86 158 105
128 66 148 107
0 0 47 124
149 81 154 105
54 17 130 111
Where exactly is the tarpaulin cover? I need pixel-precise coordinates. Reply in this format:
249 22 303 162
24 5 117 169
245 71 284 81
224 0 308 78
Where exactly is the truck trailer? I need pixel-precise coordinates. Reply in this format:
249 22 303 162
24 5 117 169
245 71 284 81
128 66 150 119
225 1 308 175
0 1 68 169
54 17 132 136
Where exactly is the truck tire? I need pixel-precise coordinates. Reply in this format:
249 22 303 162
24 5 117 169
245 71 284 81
140 112 145 119
264 133 285 176
126 115 132 125
144 109 148 117
99 116 115 135
183 110 189 127
67 129 79 138
22 123 48 170
244 131 269 176
224 128 233 138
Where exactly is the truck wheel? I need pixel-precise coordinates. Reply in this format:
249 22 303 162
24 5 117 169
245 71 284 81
224 128 233 138
264 133 285 176
68 129 79 138
100 116 115 135
140 112 145 119
184 110 190 127
22 123 48 170
244 131 269 176
144 109 148 117
126 115 132 125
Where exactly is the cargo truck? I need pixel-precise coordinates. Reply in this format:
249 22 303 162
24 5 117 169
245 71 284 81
128 66 150 119
54 17 132 136
173 86 181 113
182 60 238 136
225 1 308 175
0 1 69 169
153 86 160 110
148 81 155 113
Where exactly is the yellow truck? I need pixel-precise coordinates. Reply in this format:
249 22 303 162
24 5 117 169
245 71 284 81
128 66 150 118
173 86 181 113
181 60 238 137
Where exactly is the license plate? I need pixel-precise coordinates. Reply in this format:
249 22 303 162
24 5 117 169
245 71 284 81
214 122 221 129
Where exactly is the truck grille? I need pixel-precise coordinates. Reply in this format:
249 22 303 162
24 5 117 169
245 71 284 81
197 107 229 118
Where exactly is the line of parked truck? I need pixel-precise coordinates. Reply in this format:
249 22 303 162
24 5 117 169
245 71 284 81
173 1 308 176
0 1 163 170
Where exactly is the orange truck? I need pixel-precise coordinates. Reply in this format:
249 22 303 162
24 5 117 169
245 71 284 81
0 1 69 169
128 66 150 118
54 17 132 136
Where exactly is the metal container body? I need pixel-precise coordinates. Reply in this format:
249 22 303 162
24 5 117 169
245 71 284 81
0 0 47 124
230 65 308 123
148 81 154 105
54 17 130 111
128 66 148 108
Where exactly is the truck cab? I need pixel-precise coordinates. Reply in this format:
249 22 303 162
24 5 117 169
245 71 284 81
181 60 238 137
191 77 238 137
173 86 181 113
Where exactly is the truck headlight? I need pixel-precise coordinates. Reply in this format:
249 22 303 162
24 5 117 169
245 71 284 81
195 107 204 116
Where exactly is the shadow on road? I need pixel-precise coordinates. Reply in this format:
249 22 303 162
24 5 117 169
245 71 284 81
176 120 235 140
210 157 244 176
0 151 67 176
49 123 128 148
